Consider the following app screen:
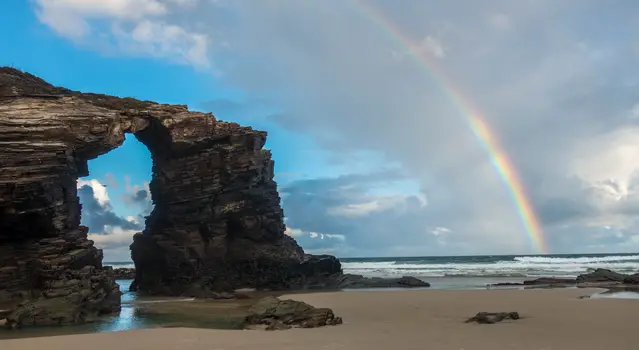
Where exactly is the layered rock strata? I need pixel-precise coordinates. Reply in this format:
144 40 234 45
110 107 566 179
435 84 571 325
0 68 429 328
0 67 306 326
490 268 639 291
244 296 343 330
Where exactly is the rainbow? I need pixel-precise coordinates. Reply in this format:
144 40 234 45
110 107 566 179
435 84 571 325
353 1 548 254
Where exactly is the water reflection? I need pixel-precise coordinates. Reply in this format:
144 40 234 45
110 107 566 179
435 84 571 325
0 280 167 339
589 291 639 300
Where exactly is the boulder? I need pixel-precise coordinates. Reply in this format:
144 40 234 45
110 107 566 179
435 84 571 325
338 275 430 289
523 277 576 286
244 296 342 330
465 312 520 324
113 268 136 280
0 67 311 324
576 269 627 283
624 273 639 285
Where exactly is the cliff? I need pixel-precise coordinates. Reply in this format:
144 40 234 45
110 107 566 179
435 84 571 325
0 68 429 329
0 67 321 327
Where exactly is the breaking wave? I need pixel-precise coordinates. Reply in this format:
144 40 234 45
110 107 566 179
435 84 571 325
340 254 639 278
106 254 639 279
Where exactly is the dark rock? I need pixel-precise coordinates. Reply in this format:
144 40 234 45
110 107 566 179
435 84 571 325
244 296 342 330
286 269 430 290
113 268 136 280
337 274 430 289
523 277 576 286
489 278 577 288
0 68 429 327
5 264 122 328
490 282 525 287
576 269 627 283
0 67 310 326
465 312 520 324
492 271 638 290
623 273 639 285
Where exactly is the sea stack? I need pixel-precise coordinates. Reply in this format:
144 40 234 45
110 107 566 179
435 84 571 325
0 68 429 328
0 67 328 327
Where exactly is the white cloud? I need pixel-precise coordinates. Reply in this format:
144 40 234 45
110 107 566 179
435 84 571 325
34 0 210 67
77 178 110 206
431 227 451 236
327 194 422 218
416 36 446 59
284 226 304 237
393 35 446 61
327 199 388 218
570 127 639 202
308 232 345 240
119 20 210 67
35 0 167 37
286 226 344 241
88 225 138 249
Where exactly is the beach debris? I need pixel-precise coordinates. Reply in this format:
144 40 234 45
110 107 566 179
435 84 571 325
465 312 520 324
244 296 343 330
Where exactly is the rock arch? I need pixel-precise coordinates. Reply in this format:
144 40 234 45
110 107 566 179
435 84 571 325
0 68 316 327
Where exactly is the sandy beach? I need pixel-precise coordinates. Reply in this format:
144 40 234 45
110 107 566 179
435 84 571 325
1 288 637 350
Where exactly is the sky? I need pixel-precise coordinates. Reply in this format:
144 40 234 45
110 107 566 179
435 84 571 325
2 0 639 260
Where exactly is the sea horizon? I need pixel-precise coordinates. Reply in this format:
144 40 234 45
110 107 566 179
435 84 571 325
106 252 639 282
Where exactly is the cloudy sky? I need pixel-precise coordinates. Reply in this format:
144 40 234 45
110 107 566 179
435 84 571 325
3 0 639 260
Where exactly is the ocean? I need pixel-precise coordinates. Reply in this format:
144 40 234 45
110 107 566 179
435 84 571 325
3 253 637 339
106 253 639 289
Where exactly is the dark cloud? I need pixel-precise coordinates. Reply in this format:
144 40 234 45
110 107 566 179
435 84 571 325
36 0 639 254
120 180 154 224
535 198 597 227
78 185 144 234
280 172 447 257
129 189 148 203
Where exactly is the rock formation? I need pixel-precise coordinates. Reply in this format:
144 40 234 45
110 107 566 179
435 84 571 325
112 268 136 280
0 68 429 328
624 273 639 285
0 67 310 327
465 312 520 324
244 296 342 330
575 268 627 283
489 269 639 291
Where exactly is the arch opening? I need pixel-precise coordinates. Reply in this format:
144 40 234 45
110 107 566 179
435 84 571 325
76 134 154 266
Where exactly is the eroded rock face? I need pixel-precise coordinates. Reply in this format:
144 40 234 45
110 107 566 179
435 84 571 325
0 68 431 328
0 67 307 325
112 268 136 280
244 296 343 330
624 273 639 285
575 268 627 283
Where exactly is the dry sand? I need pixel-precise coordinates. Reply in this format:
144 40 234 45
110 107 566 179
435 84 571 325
2 288 637 350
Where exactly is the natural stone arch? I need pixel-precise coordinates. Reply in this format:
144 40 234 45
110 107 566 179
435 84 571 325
0 68 314 327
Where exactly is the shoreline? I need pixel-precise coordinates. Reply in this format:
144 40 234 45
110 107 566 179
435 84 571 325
2 288 637 350
1 286 635 337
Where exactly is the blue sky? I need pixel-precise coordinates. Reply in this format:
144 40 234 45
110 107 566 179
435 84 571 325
4 0 639 260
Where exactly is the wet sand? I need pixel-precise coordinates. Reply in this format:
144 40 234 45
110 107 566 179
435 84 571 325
2 288 637 350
